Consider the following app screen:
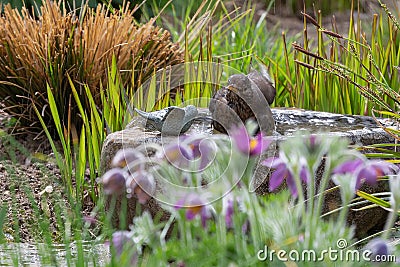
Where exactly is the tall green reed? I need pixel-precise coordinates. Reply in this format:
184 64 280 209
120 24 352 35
267 0 400 115
288 0 400 212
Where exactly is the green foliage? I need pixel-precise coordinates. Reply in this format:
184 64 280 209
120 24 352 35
31 55 133 202
267 1 400 115
2 1 400 265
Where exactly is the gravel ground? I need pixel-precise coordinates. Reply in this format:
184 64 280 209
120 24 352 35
0 110 95 242
0 160 66 242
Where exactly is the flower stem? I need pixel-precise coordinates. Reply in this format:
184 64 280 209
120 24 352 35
382 199 399 239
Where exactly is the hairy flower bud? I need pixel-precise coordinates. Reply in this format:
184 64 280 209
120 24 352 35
100 168 127 195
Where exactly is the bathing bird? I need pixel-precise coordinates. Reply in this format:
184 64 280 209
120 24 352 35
134 105 198 135
209 66 276 134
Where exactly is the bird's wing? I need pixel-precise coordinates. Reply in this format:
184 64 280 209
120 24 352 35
247 70 276 105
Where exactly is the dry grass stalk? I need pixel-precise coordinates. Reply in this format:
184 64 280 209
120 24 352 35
0 0 184 131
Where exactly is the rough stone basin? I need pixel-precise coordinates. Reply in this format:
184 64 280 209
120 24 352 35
272 108 394 145
99 107 396 238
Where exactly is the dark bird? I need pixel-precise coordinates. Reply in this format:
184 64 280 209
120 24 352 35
209 67 276 134
135 105 198 135
247 67 276 105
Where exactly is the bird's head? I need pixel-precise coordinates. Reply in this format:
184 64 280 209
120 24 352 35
227 74 251 92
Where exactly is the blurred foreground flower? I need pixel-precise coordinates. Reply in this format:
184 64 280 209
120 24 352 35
174 193 213 228
231 124 271 156
100 168 126 195
127 171 156 204
112 148 144 170
111 231 138 265
182 136 217 170
223 196 235 229
333 159 397 191
263 157 309 198
157 142 194 167
364 238 391 261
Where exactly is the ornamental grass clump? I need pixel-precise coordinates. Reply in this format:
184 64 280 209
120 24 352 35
0 0 183 132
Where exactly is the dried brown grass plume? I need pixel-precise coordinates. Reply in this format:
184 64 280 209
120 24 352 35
0 0 184 132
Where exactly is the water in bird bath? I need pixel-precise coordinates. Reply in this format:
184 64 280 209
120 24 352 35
185 108 395 145
0 242 110 266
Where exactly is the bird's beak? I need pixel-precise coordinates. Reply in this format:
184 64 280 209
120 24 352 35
227 85 238 92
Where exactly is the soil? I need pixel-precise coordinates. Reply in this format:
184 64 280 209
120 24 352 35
262 1 392 40
0 111 95 242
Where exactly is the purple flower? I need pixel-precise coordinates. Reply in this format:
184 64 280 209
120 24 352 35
365 238 390 259
110 231 137 264
307 134 324 156
174 193 212 228
242 219 250 235
309 134 317 148
183 136 216 170
157 142 194 167
83 215 98 225
111 231 133 255
358 161 397 186
127 171 156 204
263 157 309 198
333 159 364 174
224 197 235 229
333 159 397 190
112 148 143 170
231 124 272 156
100 168 127 195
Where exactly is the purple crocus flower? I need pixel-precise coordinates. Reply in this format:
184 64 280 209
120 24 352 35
110 231 137 265
111 231 133 255
183 137 216 170
263 157 309 198
100 168 127 195
157 142 194 167
332 159 364 175
112 148 144 170
83 215 98 225
127 171 156 204
231 124 272 156
174 193 212 228
242 219 250 235
364 238 390 260
358 161 397 186
333 159 397 190
224 197 235 229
